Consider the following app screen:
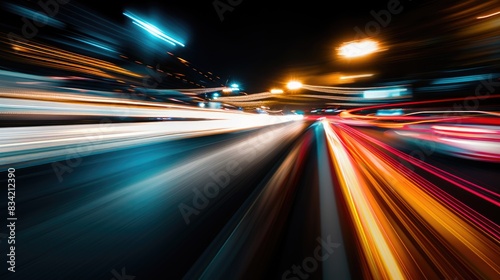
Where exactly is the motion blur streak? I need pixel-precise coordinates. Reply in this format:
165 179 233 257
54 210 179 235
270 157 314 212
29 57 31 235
0 116 301 168
323 121 405 280
476 10 500 20
0 119 307 279
322 119 500 279
186 127 312 279
1 110 498 279
4 38 142 80
0 0 499 279
372 127 500 208
315 123 351 279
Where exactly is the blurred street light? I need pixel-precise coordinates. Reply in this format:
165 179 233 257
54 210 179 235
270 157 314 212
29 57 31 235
270 88 284 94
339 73 374 80
286 81 303 90
337 39 380 58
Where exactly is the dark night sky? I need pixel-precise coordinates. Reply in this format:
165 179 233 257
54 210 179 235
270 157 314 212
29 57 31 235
73 0 432 92
8 0 480 92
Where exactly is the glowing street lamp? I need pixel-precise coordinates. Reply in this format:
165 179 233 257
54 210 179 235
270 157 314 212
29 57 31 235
287 81 303 90
270 88 284 94
337 39 380 58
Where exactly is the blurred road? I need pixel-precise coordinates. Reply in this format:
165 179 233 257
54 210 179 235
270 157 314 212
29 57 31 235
1 111 499 279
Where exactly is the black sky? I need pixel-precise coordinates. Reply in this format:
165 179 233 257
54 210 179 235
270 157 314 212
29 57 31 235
7 0 499 92
13 0 450 92
74 0 428 91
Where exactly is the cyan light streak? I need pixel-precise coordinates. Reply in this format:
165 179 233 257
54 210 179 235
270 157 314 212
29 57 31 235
363 88 408 99
73 37 117 53
431 74 497 85
3 3 65 28
123 12 185 47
